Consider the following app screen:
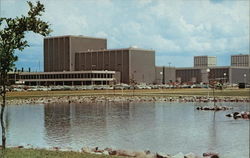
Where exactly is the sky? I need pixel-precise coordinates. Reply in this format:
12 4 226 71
0 0 249 71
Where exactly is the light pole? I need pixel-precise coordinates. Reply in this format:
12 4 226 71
207 68 216 107
223 72 227 86
160 71 163 85
243 74 247 86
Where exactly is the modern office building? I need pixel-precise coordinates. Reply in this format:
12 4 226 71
44 35 107 72
194 56 217 67
231 54 250 67
75 47 155 84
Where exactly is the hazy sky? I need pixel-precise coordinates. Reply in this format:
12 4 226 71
1 0 249 71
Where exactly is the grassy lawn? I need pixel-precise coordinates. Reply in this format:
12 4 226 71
0 148 126 158
4 88 250 101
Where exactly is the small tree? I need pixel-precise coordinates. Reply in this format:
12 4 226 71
0 1 51 149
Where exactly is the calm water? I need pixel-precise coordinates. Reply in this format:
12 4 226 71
1 102 249 158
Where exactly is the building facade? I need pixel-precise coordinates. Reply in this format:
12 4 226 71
8 71 119 86
175 66 250 85
75 48 155 84
231 54 250 67
155 66 176 84
176 68 202 83
7 34 250 86
194 56 217 67
44 35 107 72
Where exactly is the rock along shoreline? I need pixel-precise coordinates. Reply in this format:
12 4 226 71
5 145 220 158
6 95 250 105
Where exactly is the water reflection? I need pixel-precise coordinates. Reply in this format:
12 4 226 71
5 104 46 147
44 103 72 147
2 102 249 158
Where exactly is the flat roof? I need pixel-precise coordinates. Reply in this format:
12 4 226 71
231 54 250 56
8 70 116 75
44 35 107 40
176 66 250 70
76 47 154 53
194 56 216 57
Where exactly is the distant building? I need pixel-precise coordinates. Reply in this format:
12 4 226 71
175 66 250 84
231 54 250 67
75 47 155 84
194 56 216 67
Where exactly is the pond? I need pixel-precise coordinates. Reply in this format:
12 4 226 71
1 101 249 158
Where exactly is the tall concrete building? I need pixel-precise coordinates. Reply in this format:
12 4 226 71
75 47 155 84
194 56 216 67
44 35 107 72
231 54 250 67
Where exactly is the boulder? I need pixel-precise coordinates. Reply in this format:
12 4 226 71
133 151 147 158
225 114 232 117
172 152 185 158
234 114 242 119
203 152 219 158
81 147 91 154
116 149 136 157
102 150 109 155
233 112 239 117
184 152 196 158
156 152 172 158
108 150 117 155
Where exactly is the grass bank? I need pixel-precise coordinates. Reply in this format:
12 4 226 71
0 148 125 158
5 88 250 100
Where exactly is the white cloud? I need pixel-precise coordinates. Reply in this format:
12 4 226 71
1 0 249 67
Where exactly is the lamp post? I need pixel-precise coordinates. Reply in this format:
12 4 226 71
243 74 247 86
207 68 216 107
160 71 163 85
223 72 227 86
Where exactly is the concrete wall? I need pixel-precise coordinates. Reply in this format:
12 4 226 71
70 36 107 71
208 67 229 83
230 67 250 84
44 36 107 72
75 48 155 84
231 54 250 67
75 49 130 83
130 49 155 84
44 37 70 72
176 68 202 83
155 66 176 84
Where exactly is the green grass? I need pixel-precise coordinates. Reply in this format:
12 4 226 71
0 148 126 158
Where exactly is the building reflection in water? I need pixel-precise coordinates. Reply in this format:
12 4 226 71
2 102 249 157
43 101 157 149
44 103 72 148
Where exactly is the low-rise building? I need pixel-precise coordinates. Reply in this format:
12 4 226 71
8 70 119 86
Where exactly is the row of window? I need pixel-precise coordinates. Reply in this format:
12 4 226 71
19 73 113 80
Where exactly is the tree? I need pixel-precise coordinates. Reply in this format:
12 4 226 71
0 1 51 149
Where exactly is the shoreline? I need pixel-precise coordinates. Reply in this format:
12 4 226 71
1 146 219 158
6 94 250 105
